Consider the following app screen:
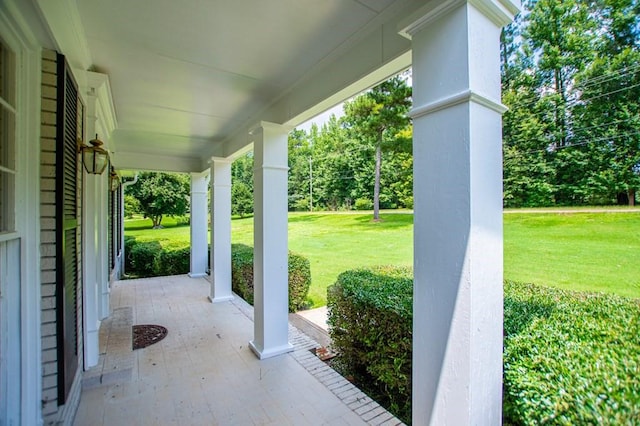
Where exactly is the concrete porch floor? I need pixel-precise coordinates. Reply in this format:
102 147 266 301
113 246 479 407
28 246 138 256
74 275 402 425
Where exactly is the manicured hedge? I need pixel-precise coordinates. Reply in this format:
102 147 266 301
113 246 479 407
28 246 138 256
124 235 137 272
503 281 640 425
327 269 640 424
327 266 413 421
154 246 191 276
231 243 312 312
129 241 162 277
126 239 191 277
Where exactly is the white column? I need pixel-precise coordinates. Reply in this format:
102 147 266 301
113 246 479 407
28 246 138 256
190 171 209 278
82 90 101 368
98 169 110 320
82 173 100 368
403 1 517 424
209 159 234 302
249 122 293 359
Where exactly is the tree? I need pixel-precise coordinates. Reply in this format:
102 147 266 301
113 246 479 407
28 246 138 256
573 0 640 205
232 182 253 217
125 172 190 228
231 153 254 214
124 194 141 218
342 75 412 220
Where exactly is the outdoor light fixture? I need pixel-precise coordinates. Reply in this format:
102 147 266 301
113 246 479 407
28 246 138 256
110 170 121 192
79 134 109 175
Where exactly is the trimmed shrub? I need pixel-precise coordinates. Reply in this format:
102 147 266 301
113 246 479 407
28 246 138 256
174 215 190 226
327 272 640 424
230 244 312 312
288 253 312 311
129 241 162 277
502 281 640 425
231 244 255 304
327 266 412 421
354 197 373 211
155 246 191 276
124 235 137 273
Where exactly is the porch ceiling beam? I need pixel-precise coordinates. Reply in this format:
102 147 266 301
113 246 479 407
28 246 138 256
209 1 431 164
110 151 202 173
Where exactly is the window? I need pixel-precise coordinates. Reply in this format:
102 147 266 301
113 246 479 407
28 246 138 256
0 37 16 234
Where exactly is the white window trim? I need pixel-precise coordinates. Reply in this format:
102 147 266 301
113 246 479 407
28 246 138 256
0 3 43 425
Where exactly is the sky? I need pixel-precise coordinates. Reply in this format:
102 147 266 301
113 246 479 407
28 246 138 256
295 103 344 132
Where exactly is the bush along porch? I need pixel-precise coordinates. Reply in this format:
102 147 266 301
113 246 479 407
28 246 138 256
124 237 312 312
231 243 312 312
327 267 640 425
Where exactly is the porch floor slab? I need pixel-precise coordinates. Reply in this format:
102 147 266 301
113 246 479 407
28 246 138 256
74 275 402 426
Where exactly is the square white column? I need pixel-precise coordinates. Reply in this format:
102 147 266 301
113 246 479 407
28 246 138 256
209 159 234 302
249 122 293 359
402 0 518 424
189 171 209 278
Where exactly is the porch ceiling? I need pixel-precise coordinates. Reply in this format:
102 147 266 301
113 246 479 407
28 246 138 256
37 0 424 172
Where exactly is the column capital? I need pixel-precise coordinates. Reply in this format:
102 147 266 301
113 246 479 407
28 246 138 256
399 0 520 39
249 121 294 140
210 156 233 165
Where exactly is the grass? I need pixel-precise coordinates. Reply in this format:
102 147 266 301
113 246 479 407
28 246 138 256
233 212 413 306
504 212 640 299
125 210 640 307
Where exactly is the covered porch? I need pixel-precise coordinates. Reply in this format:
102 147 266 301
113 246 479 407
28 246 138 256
75 275 399 425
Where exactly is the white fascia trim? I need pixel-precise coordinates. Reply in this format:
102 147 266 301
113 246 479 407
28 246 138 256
398 0 520 38
410 89 507 119
35 0 92 70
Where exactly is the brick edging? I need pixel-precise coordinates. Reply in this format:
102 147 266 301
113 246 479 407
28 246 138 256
229 295 404 426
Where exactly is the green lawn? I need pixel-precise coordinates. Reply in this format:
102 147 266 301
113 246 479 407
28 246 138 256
125 210 640 306
504 212 640 299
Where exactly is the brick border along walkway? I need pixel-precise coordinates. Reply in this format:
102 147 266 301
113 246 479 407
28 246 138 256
230 296 405 426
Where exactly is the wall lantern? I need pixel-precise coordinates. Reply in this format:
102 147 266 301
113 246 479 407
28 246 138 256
79 134 109 175
110 170 121 192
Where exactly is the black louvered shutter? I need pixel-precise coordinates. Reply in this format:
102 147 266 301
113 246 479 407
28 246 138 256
56 54 83 404
108 173 113 269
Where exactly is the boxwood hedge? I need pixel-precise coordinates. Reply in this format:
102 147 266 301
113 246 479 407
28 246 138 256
231 243 312 312
327 266 413 421
503 281 640 425
125 241 311 313
327 268 640 425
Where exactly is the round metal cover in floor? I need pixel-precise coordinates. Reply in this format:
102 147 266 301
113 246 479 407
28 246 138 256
132 324 168 350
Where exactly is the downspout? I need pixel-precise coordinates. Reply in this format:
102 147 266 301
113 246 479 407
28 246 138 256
120 173 139 276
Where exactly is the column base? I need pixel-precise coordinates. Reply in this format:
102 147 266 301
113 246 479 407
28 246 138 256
85 323 100 368
208 295 234 303
189 272 207 278
249 340 294 360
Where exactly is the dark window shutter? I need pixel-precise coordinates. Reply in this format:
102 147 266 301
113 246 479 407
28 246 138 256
108 176 113 269
56 54 83 404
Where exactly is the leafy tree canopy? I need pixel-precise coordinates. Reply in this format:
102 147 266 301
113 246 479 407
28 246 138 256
125 172 190 228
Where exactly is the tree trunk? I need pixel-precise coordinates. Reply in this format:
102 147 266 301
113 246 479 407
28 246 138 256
629 188 636 207
373 141 381 221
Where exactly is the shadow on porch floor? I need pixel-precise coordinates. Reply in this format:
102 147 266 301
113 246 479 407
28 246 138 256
74 275 402 425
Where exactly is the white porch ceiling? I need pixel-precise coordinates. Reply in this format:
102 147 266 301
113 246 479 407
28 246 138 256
37 0 431 172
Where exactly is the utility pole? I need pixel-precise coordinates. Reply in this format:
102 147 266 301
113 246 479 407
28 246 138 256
309 158 313 212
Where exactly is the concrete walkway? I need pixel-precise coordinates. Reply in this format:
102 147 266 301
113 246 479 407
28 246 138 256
74 275 402 425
